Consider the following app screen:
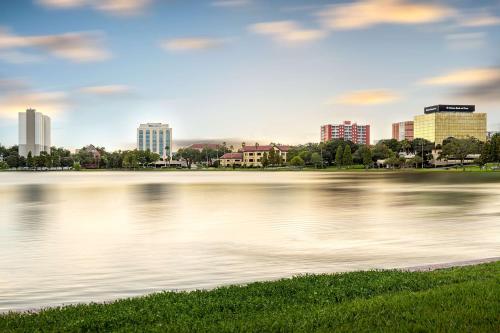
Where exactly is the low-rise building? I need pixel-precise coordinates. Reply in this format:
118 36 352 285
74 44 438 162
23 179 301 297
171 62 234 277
220 153 243 167
240 145 290 167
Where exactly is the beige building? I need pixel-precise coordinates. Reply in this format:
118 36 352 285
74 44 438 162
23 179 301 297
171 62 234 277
414 105 487 144
220 153 243 167
240 145 290 167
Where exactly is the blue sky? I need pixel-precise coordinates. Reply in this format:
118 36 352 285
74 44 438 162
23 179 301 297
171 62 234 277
1 0 500 150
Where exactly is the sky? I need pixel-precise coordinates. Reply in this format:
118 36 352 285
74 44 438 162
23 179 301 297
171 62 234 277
0 0 500 151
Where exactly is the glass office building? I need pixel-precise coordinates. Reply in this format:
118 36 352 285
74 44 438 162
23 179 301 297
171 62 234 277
137 123 172 158
414 105 486 144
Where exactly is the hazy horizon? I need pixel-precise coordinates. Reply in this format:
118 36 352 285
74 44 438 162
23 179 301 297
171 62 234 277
1 0 500 151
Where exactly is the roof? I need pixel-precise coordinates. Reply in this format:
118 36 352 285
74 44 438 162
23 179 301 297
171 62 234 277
188 143 220 150
221 153 243 159
240 145 290 152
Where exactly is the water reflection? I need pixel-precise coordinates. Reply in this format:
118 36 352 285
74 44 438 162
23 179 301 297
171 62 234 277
16 184 50 229
0 171 499 312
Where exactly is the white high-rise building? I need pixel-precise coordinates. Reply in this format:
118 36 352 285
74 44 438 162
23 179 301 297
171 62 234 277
137 123 172 159
18 108 51 157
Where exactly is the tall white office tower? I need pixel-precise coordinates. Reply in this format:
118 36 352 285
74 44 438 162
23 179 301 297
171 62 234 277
18 108 51 157
137 123 172 159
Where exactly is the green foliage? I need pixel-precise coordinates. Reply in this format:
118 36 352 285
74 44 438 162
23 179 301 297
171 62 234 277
290 155 305 167
440 137 481 168
1 262 498 332
360 145 372 168
261 152 269 168
310 152 322 168
342 145 353 167
72 162 81 171
26 151 33 168
0 161 8 170
335 145 343 167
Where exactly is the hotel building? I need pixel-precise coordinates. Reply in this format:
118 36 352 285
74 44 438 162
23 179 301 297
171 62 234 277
320 121 370 144
414 105 487 144
18 108 51 157
392 121 414 141
137 123 172 158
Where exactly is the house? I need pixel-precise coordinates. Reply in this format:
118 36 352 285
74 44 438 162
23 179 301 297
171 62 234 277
220 153 243 167
239 145 290 167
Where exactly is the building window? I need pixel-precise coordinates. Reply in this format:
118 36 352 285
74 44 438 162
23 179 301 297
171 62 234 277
153 130 157 153
249 159 254 162
145 130 150 150
138 130 144 150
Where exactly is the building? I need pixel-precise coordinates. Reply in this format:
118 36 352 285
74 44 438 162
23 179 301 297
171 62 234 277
239 144 290 167
220 153 243 167
392 121 414 141
137 123 172 159
414 105 487 144
18 108 51 157
321 121 370 144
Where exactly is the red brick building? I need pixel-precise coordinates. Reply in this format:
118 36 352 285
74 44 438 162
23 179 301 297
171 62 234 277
392 121 414 141
320 121 370 144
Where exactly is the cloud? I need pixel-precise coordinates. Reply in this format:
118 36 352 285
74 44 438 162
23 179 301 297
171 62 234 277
419 67 500 102
445 32 486 49
0 28 110 62
0 91 68 119
318 0 455 30
79 85 132 95
0 78 30 94
329 89 400 105
249 21 326 44
160 37 226 52
419 68 500 86
211 0 250 7
36 0 152 16
459 12 500 27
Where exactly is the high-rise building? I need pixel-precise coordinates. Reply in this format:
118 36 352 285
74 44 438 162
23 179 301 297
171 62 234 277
18 108 51 157
137 123 172 158
320 121 370 144
392 121 414 141
414 105 486 144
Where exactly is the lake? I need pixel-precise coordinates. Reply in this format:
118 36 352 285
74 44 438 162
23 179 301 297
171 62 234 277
1 171 499 312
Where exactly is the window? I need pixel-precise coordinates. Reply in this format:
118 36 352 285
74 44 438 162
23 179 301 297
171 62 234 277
257 152 262 156
249 159 254 162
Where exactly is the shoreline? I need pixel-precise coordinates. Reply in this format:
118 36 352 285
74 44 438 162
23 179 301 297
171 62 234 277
2 259 498 331
3 257 499 314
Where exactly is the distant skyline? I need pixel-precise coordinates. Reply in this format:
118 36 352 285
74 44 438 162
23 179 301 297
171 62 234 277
1 0 500 150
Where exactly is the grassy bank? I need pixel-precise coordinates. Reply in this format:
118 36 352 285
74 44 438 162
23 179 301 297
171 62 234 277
1 262 499 332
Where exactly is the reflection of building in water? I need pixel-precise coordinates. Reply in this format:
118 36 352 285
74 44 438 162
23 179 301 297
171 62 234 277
17 184 49 228
131 183 171 222
18 108 51 157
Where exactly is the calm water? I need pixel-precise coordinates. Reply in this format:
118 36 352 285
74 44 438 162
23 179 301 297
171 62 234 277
1 171 499 312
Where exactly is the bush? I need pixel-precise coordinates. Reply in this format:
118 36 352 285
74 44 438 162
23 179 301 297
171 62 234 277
72 162 81 171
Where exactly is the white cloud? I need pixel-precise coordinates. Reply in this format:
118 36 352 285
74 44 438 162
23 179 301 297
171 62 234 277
0 28 110 63
36 0 152 16
318 0 456 30
160 37 226 52
328 89 400 105
459 12 500 27
446 32 486 50
0 91 68 119
0 50 44 64
211 0 251 8
79 85 132 95
249 21 326 44
419 68 500 86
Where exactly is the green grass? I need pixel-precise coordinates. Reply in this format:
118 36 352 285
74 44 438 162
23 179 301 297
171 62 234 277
1 262 499 332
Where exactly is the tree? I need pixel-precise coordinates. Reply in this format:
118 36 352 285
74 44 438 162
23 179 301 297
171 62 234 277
311 152 322 168
335 145 343 168
27 151 33 169
261 152 269 168
342 145 353 168
440 137 481 169
73 162 81 171
5 154 19 169
359 145 372 169
290 156 305 167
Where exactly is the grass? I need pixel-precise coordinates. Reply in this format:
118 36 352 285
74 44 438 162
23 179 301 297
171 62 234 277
1 262 499 332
